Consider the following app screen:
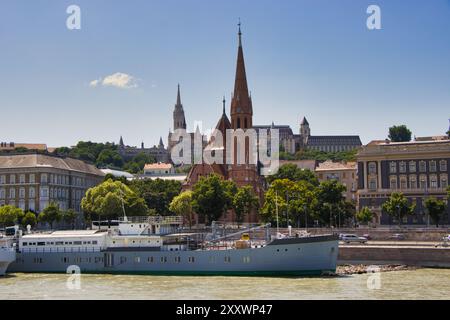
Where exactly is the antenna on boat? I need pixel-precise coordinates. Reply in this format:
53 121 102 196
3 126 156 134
119 187 128 222
275 190 279 239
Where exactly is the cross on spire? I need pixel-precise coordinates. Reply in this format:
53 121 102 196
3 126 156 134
238 18 242 47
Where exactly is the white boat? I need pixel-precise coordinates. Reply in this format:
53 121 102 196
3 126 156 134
0 230 16 276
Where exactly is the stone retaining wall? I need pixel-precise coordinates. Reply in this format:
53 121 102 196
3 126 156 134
338 246 450 267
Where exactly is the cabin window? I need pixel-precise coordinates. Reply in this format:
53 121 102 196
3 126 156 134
224 256 231 263
37 242 45 246
23 242 28 246
148 257 154 263
74 241 82 245
134 257 140 263
120 256 127 264
242 256 251 263
188 257 195 263
174 256 181 263
55 241 63 245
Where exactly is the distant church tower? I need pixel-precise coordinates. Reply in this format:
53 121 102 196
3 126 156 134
173 84 186 130
300 117 310 145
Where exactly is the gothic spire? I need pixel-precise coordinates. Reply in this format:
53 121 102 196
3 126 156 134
222 96 226 115
176 83 182 107
231 20 252 117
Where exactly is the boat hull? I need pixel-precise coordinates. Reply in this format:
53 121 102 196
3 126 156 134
0 249 16 276
8 235 339 276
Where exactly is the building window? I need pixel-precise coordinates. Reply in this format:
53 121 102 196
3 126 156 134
409 161 416 173
409 175 417 189
441 175 448 188
369 162 377 174
440 160 447 172
419 175 427 189
10 175 16 184
0 188 5 199
41 174 48 183
399 162 406 173
389 162 397 174
430 175 438 189
429 161 437 172
19 188 25 199
40 187 48 198
368 179 377 190
0 175 5 184
390 176 398 189
19 174 25 184
9 188 15 199
29 174 35 183
419 161 426 173
400 176 407 189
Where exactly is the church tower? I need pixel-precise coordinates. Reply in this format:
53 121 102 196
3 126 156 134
300 117 310 145
227 22 262 222
173 84 186 130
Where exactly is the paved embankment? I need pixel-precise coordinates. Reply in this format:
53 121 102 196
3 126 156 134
338 244 450 267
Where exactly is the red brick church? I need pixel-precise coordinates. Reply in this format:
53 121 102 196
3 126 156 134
183 24 265 223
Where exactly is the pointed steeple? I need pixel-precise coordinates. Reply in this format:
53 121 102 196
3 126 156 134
176 83 181 106
230 20 253 129
158 136 164 149
119 136 124 148
222 96 226 115
173 84 186 130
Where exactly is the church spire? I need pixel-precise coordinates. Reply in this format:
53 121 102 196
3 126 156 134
173 84 186 130
176 83 181 106
230 20 253 129
222 96 226 115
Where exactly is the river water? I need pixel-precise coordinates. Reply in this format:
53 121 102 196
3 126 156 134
1 268 449 300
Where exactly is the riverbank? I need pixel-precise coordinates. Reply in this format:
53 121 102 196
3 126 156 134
336 264 418 275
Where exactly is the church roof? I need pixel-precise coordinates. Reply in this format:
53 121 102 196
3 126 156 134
301 117 309 125
307 135 362 146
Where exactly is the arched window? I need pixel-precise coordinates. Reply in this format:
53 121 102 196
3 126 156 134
244 117 248 128
237 117 241 129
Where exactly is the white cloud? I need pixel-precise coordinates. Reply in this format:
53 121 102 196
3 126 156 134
90 72 137 89
89 79 100 87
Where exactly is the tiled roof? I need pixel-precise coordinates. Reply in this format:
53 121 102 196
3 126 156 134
0 154 104 176
307 135 362 146
0 143 47 151
144 162 173 170
315 160 356 171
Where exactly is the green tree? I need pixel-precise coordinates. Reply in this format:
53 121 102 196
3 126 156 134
96 149 124 168
191 174 230 225
21 212 37 229
129 179 182 215
0 205 23 227
38 202 62 229
81 179 149 222
356 207 374 225
266 164 319 186
382 192 416 226
232 186 259 224
169 191 194 228
316 180 347 227
388 125 412 142
424 197 447 227
63 209 78 229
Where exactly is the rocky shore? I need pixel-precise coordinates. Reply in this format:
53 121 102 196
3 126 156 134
336 264 418 275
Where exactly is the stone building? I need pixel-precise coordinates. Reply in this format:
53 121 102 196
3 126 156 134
254 117 362 155
0 153 104 218
167 85 207 165
356 139 450 225
315 160 358 202
118 136 169 163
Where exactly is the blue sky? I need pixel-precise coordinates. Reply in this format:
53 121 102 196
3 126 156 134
1 0 449 148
